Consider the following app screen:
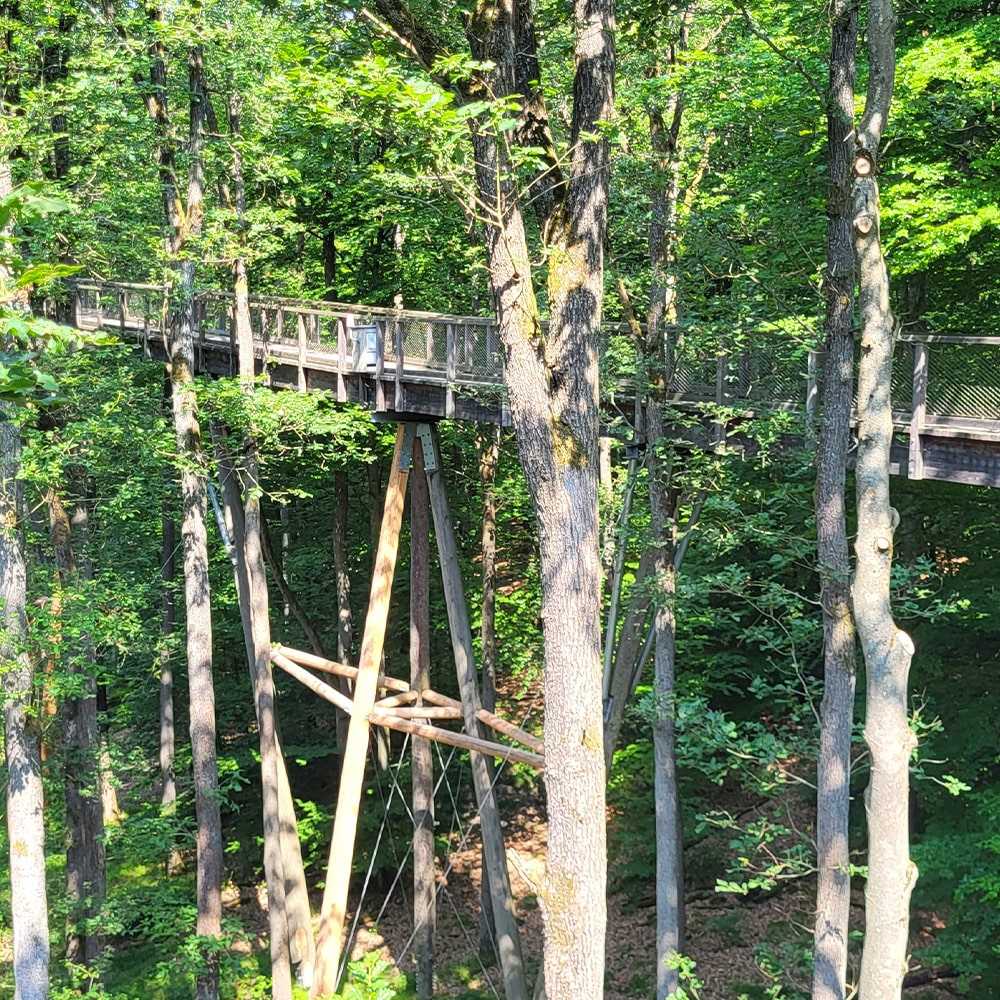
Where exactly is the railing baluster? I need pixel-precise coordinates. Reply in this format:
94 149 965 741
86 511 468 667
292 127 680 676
337 317 348 402
908 342 929 480
375 320 386 412
297 314 307 392
394 314 404 412
446 323 456 420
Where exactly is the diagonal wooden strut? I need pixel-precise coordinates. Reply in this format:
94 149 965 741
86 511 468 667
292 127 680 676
271 643 545 762
300 421 530 1000
310 425 409 998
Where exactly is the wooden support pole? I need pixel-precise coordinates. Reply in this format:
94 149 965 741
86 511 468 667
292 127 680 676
410 435 435 999
421 690 545 755
374 690 420 710
310 425 409 998
385 704 463 721
271 650 354 715
273 644 410 693
370 712 545 770
425 424 529 1000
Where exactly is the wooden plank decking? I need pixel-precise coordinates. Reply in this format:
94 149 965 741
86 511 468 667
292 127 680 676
72 281 1000 488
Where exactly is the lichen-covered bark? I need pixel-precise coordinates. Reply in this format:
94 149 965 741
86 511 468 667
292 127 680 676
812 3 858 997
851 3 916 996
147 40 223 1000
1 409 50 1000
363 0 614 992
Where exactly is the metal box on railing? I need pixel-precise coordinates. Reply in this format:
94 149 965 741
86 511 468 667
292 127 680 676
351 324 379 370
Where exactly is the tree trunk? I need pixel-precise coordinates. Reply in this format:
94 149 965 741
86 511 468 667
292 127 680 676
1 409 50 1000
215 433 314 993
333 467 353 751
160 504 178 811
52 483 107 970
851 4 916 997
410 436 436 1000
477 424 500 960
647 409 685 1000
812 3 859 998
365 0 615 990
157 41 223 999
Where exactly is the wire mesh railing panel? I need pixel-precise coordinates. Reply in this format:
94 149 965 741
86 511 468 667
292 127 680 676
668 355 718 400
891 342 916 410
926 342 1000 420
729 340 808 405
466 322 501 377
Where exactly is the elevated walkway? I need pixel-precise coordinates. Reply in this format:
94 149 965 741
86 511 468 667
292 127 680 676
73 281 1000 488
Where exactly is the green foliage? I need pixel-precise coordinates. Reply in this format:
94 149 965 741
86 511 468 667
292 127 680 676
338 952 404 1000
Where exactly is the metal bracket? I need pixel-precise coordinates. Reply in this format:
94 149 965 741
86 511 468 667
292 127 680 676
399 422 437 471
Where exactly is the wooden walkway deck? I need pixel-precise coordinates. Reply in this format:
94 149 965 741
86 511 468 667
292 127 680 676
73 281 1000 489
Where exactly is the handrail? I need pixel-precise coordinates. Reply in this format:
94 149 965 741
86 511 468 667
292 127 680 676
70 280 1000 446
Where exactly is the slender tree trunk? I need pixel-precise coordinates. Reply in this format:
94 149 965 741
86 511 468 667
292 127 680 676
1 409 49 1000
477 424 500 960
155 42 223 999
332 468 353 751
333 470 353 664
232 225 294 995
160 504 178 813
602 545 656 770
478 426 500 715
97 682 121 827
215 435 314 993
52 483 106 970
410 436 435 999
851 4 916 997
646 410 685 1000
812 3 859 998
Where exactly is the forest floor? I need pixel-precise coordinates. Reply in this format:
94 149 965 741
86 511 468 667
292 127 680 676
228 777 957 999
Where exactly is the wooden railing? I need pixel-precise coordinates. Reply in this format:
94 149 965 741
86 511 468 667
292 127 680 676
72 280 1000 442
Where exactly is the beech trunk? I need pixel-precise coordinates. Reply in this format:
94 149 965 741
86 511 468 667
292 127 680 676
812 2 859 997
1 409 50 1000
851 3 917 996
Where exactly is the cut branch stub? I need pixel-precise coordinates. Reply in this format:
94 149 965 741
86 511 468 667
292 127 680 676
855 215 874 234
853 153 874 176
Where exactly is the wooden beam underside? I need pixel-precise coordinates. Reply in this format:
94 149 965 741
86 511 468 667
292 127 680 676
271 643 544 766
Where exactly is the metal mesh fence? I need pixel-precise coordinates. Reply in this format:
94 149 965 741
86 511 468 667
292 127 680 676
75 284 1000 428
926 342 1000 419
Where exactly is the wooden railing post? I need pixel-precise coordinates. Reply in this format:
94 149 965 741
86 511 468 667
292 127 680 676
394 301 404 412
375 320 386 412
446 323 456 420
297 314 307 393
908 341 929 480
336 317 348 402
807 348 820 418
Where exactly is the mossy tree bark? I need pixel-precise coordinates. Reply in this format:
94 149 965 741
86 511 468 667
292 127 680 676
364 0 614 995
